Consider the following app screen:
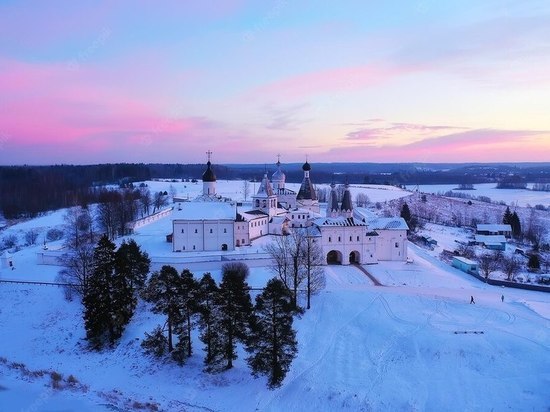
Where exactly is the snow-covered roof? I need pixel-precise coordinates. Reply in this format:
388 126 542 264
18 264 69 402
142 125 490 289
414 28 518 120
368 217 409 231
475 235 506 244
353 207 378 222
476 224 511 232
453 256 478 266
172 201 236 220
270 215 290 225
237 210 268 221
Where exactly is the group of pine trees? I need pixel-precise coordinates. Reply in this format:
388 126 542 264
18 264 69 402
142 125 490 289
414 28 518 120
502 206 521 239
141 262 299 388
82 236 151 349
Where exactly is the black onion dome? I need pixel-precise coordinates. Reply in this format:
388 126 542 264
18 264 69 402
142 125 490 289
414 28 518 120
202 161 216 182
302 161 311 171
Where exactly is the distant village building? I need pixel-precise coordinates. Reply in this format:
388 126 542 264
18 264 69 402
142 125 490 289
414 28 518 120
476 224 512 238
170 153 408 265
474 234 507 251
452 256 479 275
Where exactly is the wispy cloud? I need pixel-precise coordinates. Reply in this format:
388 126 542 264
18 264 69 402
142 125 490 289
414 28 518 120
329 128 550 162
345 120 465 146
248 63 420 100
263 102 309 130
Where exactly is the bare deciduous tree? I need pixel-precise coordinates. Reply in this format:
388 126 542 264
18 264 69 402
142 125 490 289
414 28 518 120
242 180 250 201
264 230 325 309
355 193 370 208
500 255 521 281
478 252 500 279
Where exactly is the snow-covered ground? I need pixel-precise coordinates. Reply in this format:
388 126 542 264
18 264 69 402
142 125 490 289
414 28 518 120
1 180 549 411
1 245 549 411
417 183 550 207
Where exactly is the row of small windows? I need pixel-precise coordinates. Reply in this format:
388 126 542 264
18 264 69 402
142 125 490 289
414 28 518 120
328 235 361 243
251 219 267 227
180 228 228 234
291 214 307 220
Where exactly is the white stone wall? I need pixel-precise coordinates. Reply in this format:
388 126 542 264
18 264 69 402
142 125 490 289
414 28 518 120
375 230 407 261
248 216 269 240
173 220 234 252
234 221 249 247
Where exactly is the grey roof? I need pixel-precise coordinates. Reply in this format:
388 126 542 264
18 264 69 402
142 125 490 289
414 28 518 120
340 186 353 211
328 185 339 212
312 217 367 227
297 177 317 200
202 161 216 182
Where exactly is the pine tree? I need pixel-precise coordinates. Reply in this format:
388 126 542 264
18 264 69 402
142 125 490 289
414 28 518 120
209 262 254 371
400 202 411 224
172 269 199 364
142 265 182 353
511 211 522 239
83 235 117 349
196 273 221 370
115 239 151 292
247 278 298 389
502 206 513 225
528 254 540 271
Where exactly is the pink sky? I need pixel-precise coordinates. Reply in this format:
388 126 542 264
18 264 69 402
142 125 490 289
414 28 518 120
1 2 549 164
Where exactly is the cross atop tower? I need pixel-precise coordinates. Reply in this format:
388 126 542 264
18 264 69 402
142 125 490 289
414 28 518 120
276 153 281 164
206 150 213 162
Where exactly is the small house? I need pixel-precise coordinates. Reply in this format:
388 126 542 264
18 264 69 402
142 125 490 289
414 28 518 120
476 224 512 238
474 234 506 251
452 256 479 275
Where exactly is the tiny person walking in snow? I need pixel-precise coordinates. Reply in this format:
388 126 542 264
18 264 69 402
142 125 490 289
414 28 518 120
501 294 504 302
470 296 475 304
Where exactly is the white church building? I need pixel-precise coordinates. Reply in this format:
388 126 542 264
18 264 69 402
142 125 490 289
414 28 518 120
171 154 408 264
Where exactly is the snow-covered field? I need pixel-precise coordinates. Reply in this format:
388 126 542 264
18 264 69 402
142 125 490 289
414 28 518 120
1 180 549 411
417 183 550 207
1 246 549 411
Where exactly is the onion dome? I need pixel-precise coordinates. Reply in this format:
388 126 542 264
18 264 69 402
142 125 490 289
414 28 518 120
202 161 216 182
302 161 311 171
272 160 286 182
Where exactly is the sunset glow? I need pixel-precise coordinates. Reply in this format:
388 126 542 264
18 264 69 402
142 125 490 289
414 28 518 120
1 1 549 164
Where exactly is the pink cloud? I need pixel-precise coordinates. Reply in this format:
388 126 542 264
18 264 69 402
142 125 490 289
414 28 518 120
0 58 229 163
327 129 550 163
248 63 420 99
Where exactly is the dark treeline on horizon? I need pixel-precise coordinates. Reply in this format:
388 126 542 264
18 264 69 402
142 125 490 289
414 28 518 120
1 162 549 219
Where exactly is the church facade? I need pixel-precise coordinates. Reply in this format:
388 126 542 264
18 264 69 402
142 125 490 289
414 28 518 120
171 155 408 264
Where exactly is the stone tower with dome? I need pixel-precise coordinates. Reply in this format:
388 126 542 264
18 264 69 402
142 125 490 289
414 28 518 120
271 156 297 210
296 160 320 213
202 150 216 196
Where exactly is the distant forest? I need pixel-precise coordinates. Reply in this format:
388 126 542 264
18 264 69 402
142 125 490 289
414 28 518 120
1 162 549 219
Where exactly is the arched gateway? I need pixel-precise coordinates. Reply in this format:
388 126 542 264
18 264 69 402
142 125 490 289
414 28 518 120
326 250 342 264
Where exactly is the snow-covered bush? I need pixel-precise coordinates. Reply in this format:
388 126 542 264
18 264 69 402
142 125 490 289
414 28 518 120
1 234 18 250
24 229 38 246
46 228 64 241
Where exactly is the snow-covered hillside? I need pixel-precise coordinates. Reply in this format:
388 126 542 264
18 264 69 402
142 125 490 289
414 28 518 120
1 245 549 411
